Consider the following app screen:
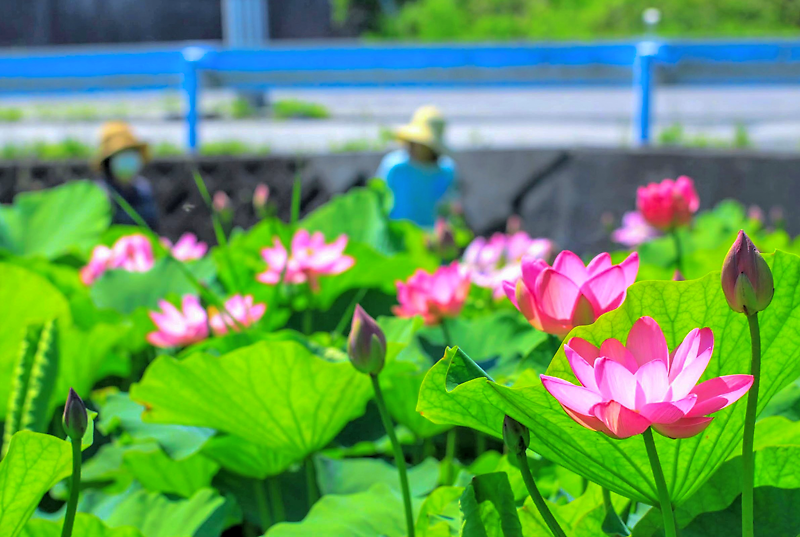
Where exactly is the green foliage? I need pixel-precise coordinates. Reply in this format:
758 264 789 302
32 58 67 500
0 139 93 161
0 108 23 122
100 487 227 537
0 263 71 419
376 0 800 40
658 123 752 149
273 99 331 120
418 252 800 505
460 472 523 537
0 180 111 258
130 340 373 460
89 257 200 315
2 320 59 457
265 484 407 536
22 513 144 537
0 431 72 537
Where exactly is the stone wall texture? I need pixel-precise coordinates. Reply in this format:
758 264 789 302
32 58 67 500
2 147 798 254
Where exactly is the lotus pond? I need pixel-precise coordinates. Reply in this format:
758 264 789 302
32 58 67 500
1 176 799 537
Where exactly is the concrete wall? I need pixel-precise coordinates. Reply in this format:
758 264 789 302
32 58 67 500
2 147 798 254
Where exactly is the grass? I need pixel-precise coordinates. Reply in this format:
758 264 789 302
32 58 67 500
0 139 93 160
658 123 752 149
0 108 23 122
273 99 331 120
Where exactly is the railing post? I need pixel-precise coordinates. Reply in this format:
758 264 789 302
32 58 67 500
181 47 208 154
633 41 660 146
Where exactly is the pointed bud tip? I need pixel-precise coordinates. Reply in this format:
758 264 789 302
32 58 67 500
63 387 88 442
347 305 386 375
721 230 774 315
502 415 530 454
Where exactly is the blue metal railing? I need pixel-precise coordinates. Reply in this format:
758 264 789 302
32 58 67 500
2 40 800 150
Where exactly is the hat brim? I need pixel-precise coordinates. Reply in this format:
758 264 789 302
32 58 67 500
396 125 448 155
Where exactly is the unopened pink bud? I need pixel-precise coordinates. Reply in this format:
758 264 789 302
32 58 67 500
253 183 269 210
721 230 774 315
347 305 386 375
213 191 230 212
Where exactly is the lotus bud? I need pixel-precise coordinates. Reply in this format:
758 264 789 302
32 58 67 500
502 415 530 454
673 270 685 281
721 230 774 315
347 305 386 375
506 214 522 234
212 191 230 213
62 388 88 442
253 183 269 211
433 218 456 254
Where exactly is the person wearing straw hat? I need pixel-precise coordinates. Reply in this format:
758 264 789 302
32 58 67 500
94 121 159 229
377 105 457 228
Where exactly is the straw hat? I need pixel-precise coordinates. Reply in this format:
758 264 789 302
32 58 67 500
396 105 448 155
93 121 150 170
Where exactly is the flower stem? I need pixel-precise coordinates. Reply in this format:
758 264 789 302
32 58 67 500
515 449 567 537
268 476 286 524
643 428 677 537
253 480 272 531
60 438 82 537
671 230 684 274
370 374 415 537
742 313 761 537
440 318 453 347
602 487 631 536
442 428 457 485
305 457 319 508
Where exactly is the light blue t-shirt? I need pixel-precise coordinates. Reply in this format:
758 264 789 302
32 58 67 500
376 149 456 228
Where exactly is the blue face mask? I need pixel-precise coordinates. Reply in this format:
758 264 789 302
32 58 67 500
109 150 143 183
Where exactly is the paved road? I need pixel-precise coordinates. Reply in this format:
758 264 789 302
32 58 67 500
2 86 800 153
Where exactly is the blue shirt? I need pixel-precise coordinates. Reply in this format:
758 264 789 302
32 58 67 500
377 149 456 228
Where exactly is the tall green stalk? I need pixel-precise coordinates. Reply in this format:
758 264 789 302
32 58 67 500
515 449 567 537
370 374 415 537
60 438 82 537
305 457 319 507
742 313 761 537
642 428 677 537
192 170 242 291
671 230 684 274
253 480 272 531
268 477 286 523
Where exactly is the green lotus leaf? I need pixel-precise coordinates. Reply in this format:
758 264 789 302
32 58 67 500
130 340 372 459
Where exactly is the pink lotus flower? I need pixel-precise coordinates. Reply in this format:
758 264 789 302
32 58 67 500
393 262 471 325
147 295 209 348
256 229 355 293
80 245 114 285
110 234 155 273
612 211 660 247
463 232 553 300
503 251 639 338
208 294 267 335
80 234 155 285
637 176 700 230
161 233 208 261
541 317 753 439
